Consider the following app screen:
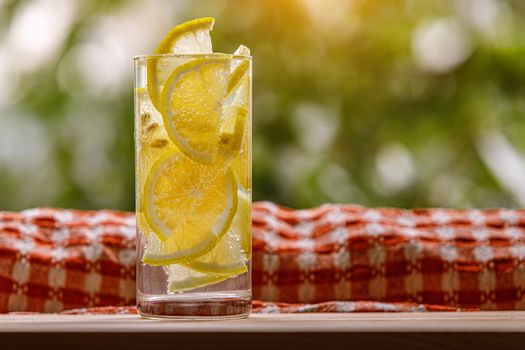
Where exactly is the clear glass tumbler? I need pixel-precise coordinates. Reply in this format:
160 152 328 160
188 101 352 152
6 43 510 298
134 54 252 319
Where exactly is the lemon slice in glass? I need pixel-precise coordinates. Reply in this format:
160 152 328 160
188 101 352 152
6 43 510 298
185 188 251 274
237 188 252 259
218 105 248 157
142 151 238 265
166 264 233 293
228 45 250 94
226 49 251 190
147 17 215 111
160 58 230 164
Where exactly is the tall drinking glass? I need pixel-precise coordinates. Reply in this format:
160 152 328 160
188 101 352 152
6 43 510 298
134 54 252 319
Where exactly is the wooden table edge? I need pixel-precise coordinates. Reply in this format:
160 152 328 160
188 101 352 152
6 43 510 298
1 311 524 333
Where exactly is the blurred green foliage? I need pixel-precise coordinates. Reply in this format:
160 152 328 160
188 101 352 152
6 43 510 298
0 0 524 211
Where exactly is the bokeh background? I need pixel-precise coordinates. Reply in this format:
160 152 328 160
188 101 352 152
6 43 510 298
0 0 524 211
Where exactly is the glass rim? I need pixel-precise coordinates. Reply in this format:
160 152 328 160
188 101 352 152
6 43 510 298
133 53 252 61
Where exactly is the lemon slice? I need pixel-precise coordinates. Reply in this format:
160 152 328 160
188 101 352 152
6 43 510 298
142 151 238 265
223 48 251 186
218 105 248 157
218 46 250 158
147 17 215 111
227 68 251 190
160 58 230 164
231 130 250 191
185 188 251 274
228 45 251 94
167 264 233 292
237 189 252 258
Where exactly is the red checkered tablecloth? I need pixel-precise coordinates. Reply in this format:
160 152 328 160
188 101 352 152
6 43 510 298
1 204 524 313
0 209 136 312
252 202 525 310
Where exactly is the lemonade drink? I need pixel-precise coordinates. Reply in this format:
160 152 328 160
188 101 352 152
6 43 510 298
134 18 252 319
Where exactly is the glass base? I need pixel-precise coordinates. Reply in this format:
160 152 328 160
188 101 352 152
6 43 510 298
137 292 251 320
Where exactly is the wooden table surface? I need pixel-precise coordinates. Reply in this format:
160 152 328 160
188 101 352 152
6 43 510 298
1 312 525 349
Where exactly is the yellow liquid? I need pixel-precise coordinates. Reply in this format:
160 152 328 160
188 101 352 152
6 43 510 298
134 56 252 311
